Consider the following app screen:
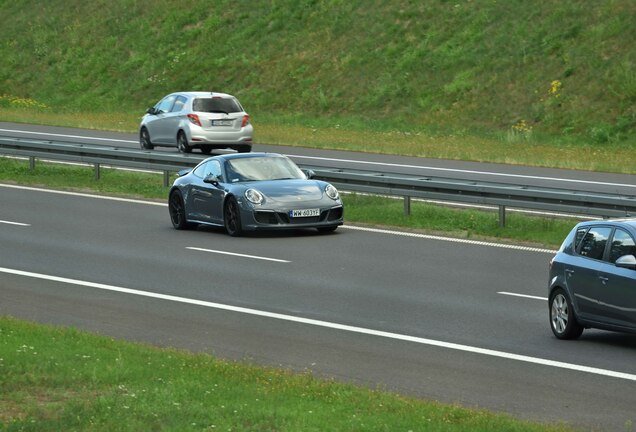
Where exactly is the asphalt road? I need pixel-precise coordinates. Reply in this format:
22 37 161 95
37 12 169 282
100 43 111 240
2 122 636 429
2 180 636 430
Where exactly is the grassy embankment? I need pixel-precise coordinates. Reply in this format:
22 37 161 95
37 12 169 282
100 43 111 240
1 0 635 173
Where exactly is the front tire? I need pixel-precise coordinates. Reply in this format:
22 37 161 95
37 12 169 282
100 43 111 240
140 128 154 150
224 196 243 237
549 288 583 340
169 190 192 230
177 132 192 153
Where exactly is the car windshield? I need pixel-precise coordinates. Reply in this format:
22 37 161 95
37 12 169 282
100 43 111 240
193 97 242 113
226 156 306 182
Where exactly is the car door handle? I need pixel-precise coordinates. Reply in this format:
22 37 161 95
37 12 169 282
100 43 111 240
598 276 609 284
565 269 575 276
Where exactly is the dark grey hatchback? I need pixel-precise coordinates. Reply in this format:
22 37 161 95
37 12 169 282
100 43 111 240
549 219 636 339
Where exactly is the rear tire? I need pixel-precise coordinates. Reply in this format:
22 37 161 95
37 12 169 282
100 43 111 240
224 196 243 237
177 132 192 153
549 288 583 340
169 190 192 230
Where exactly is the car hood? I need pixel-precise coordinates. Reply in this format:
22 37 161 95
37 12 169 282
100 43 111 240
249 180 324 203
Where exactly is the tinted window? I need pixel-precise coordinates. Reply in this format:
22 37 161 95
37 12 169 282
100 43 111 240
193 97 242 113
609 228 636 263
577 227 612 260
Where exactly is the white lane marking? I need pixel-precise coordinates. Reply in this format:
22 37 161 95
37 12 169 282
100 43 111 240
187 247 291 263
0 220 30 226
2 265 636 382
0 128 136 144
498 291 548 301
342 225 556 254
0 183 166 206
3 127 634 190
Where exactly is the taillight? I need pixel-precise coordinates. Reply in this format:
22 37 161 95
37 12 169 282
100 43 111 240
241 114 250 128
187 114 201 126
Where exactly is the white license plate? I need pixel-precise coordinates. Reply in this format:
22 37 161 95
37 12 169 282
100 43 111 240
211 119 233 126
290 208 320 218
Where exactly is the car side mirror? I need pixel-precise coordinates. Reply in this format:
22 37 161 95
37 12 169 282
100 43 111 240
203 174 220 186
615 254 636 270
303 169 316 179
146 107 157 115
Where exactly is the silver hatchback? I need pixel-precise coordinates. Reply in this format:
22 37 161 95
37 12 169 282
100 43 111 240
548 219 636 339
139 91 253 154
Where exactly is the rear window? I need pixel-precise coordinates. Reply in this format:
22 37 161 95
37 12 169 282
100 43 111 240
193 97 242 114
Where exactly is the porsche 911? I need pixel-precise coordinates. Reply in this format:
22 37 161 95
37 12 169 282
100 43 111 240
168 152 344 236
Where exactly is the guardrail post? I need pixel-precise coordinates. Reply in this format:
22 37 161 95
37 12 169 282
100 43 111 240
163 171 170 187
95 163 101 180
404 196 411 216
29 156 35 170
499 205 506 227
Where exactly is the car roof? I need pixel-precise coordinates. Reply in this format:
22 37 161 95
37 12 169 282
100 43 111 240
201 152 286 163
171 91 235 99
576 218 636 230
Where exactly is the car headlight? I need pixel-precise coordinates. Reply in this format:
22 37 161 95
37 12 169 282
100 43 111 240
245 188 264 204
325 184 339 200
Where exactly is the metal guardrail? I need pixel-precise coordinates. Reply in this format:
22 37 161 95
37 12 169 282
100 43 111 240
1 136 635 226
306 166 636 225
0 137 203 186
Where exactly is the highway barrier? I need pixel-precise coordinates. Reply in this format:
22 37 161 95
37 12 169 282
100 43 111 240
1 136 635 226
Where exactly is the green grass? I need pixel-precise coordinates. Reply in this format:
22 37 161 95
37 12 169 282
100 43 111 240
0 157 575 248
0 157 168 200
0 316 576 431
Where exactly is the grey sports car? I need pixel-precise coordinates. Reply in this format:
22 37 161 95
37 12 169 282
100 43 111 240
168 152 344 236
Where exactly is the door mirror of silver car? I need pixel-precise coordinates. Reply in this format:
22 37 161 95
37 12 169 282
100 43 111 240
146 107 157 115
203 175 220 186
615 254 636 270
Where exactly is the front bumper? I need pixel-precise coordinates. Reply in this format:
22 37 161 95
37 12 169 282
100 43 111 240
240 205 344 231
